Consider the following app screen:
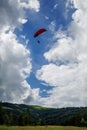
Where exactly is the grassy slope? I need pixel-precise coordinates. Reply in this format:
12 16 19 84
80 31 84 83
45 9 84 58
0 126 87 130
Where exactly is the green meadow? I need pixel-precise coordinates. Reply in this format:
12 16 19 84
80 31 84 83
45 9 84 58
0 126 87 130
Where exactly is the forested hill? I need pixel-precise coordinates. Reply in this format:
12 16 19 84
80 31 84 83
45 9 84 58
1 102 87 126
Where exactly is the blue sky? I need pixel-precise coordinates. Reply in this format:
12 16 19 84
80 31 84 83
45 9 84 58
21 0 74 97
21 0 75 98
0 0 87 108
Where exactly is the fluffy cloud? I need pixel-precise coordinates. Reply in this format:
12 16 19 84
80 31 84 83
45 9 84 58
44 35 77 65
0 0 40 104
0 0 24 31
0 0 40 31
36 0 87 107
0 31 40 104
36 62 87 107
20 0 40 12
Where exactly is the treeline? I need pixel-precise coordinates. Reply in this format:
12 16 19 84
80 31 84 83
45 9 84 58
43 107 87 127
0 102 45 126
1 102 87 126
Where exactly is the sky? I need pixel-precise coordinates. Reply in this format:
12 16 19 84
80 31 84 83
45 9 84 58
0 0 87 108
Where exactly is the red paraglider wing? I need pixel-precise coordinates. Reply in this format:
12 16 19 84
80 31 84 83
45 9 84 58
34 28 47 37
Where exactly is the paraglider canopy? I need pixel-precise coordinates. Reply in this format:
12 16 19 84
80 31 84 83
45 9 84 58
34 28 47 38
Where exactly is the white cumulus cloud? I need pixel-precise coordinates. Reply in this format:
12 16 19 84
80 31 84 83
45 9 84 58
20 0 40 12
0 0 40 104
0 0 40 32
0 31 40 104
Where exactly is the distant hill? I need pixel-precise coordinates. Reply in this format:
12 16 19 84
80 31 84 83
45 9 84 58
1 102 87 126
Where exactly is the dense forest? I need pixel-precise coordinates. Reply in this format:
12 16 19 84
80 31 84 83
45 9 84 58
0 102 87 126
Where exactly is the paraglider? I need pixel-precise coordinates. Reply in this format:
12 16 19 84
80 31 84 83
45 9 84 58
34 28 47 43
